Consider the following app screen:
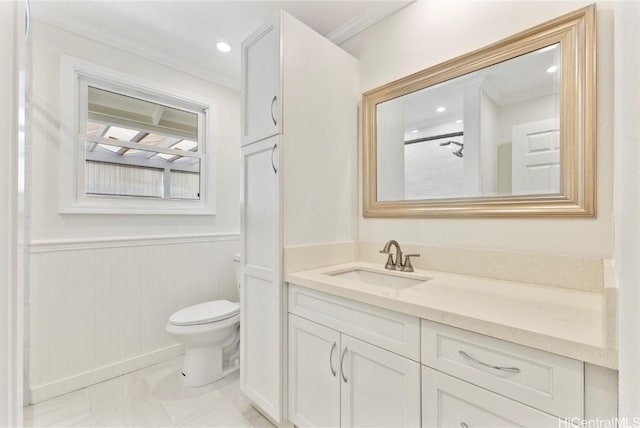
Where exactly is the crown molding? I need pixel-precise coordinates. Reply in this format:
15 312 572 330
30 7 240 91
327 1 414 45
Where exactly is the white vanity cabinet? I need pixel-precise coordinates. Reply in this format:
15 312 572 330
340 335 421 428
285 284 618 428
288 314 421 428
422 366 560 427
420 320 585 427
240 11 359 424
421 319 584 419
288 315 341 428
288 286 421 428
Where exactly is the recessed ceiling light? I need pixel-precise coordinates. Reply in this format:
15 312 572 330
546 65 557 73
216 41 232 53
411 129 419 133
436 106 446 113
455 120 463 124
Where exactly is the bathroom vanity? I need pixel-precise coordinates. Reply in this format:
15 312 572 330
284 253 618 427
238 5 616 427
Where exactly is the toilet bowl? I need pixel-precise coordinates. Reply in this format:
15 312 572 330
166 253 242 387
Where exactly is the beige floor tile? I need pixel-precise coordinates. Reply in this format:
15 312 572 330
156 372 239 423
177 399 250 428
139 357 184 392
22 357 272 428
119 399 172 428
24 389 92 428
87 372 152 416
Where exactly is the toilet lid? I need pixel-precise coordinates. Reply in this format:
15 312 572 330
169 300 239 326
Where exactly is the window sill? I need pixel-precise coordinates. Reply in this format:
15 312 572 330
60 202 216 216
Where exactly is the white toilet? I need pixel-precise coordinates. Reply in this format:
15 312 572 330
166 253 242 387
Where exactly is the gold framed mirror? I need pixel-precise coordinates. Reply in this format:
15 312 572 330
362 5 595 218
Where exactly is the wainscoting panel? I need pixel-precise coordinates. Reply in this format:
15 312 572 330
28 234 239 402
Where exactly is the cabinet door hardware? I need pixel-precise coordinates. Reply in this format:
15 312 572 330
340 347 348 383
329 342 337 377
270 96 278 126
271 144 278 173
459 350 521 374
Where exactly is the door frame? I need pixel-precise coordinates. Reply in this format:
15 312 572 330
2 0 25 425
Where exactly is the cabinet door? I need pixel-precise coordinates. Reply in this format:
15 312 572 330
422 366 561 427
288 315 341 428
240 136 281 422
340 335 421 428
241 14 281 146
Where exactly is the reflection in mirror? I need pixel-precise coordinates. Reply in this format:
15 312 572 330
376 43 560 201
84 87 201 200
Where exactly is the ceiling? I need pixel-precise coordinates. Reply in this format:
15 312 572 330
30 1 410 89
399 43 560 132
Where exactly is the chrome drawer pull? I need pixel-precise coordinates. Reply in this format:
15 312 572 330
329 342 337 377
340 347 348 383
270 143 277 173
458 350 521 374
270 95 278 126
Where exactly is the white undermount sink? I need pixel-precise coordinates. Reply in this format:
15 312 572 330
326 268 431 289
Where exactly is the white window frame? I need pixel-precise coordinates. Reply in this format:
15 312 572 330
59 55 216 215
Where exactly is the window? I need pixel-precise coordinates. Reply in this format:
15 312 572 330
60 56 215 214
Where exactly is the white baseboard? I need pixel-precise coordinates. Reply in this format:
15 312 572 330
29 344 184 404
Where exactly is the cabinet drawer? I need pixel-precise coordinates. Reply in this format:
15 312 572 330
288 285 420 361
422 366 561 427
421 320 583 418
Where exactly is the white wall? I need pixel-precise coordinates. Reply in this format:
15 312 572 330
376 99 406 200
28 237 240 403
342 1 614 257
404 122 463 199
281 14 359 247
0 1 22 424
480 88 498 194
30 22 240 242
613 2 640 418
27 20 241 401
462 82 482 195
497 94 558 144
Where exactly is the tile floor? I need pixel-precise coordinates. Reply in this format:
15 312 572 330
23 357 275 427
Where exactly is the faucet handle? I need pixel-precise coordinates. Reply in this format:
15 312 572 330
401 254 421 272
379 249 397 270
383 253 396 270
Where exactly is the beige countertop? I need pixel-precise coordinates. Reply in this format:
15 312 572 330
285 261 618 369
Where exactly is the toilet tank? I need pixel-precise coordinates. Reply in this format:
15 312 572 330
233 253 241 289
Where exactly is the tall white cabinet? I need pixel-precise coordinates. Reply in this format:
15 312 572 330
240 11 359 424
241 17 281 145
240 136 281 419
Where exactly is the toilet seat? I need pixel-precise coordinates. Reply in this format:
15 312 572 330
169 300 239 326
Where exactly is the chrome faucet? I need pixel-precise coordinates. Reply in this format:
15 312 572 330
379 240 420 272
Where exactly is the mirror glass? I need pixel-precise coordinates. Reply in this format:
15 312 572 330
376 43 560 201
84 87 201 200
